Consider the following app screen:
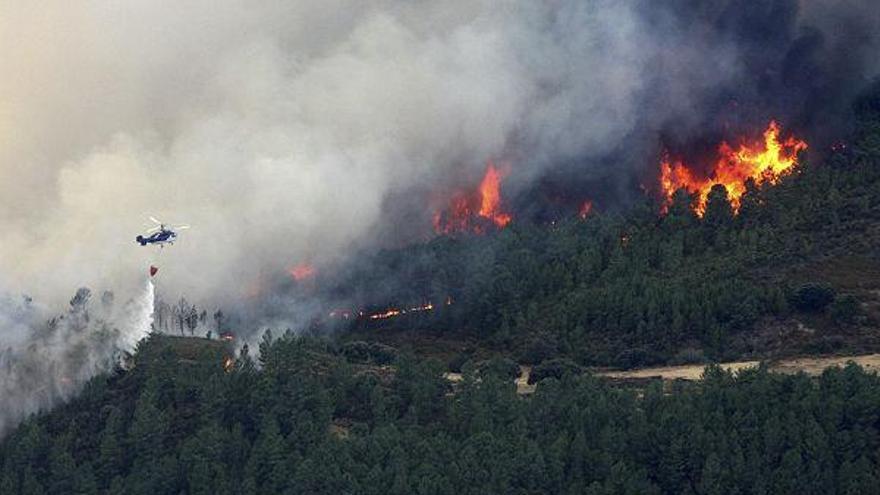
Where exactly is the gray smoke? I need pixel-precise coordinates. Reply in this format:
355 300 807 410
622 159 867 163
0 280 154 436
1 0 879 433
0 1 681 306
4 1 879 303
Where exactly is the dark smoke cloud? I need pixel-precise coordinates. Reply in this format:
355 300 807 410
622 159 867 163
631 0 880 179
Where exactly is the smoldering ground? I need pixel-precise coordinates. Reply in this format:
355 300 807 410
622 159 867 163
1 0 880 434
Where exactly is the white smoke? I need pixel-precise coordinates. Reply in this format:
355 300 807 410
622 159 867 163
2 1 878 309
0 0 663 435
0 278 154 436
0 1 659 308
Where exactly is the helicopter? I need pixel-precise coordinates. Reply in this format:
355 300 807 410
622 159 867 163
136 217 190 247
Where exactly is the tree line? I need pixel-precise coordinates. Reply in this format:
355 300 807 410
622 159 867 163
2 333 880 494
321 81 880 368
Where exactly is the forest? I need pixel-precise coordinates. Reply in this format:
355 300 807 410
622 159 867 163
320 80 880 368
9 2 880 493
5 36 880 495
2 333 880 495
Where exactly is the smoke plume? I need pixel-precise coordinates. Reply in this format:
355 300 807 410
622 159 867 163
3 1 879 303
1 0 880 432
0 279 154 435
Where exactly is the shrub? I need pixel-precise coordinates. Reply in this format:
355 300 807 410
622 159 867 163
447 352 472 373
614 347 664 370
830 294 861 324
803 335 846 354
476 357 521 379
789 283 836 312
368 342 398 365
341 341 372 363
528 358 582 384
341 341 398 364
670 348 706 365
517 335 559 365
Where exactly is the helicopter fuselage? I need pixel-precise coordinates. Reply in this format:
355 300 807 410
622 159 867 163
136 229 177 246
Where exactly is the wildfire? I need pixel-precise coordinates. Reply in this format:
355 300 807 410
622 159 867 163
477 162 512 228
433 160 512 234
659 120 807 215
368 302 434 321
223 356 235 372
328 301 444 322
289 263 316 281
579 200 594 219
369 308 402 320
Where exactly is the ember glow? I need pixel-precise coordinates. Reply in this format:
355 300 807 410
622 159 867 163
579 200 594 219
369 302 434 321
433 161 512 234
289 263 316 281
660 121 808 215
327 301 443 323
369 308 402 320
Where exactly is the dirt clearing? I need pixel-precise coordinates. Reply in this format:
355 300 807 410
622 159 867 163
598 353 880 381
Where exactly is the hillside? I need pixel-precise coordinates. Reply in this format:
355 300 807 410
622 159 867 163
8 2 880 494
5 57 880 495
4 333 880 494
324 82 880 370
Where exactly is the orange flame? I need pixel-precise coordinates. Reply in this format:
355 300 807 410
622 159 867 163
478 162 512 228
328 302 444 322
369 308 402 320
578 200 594 219
660 120 807 215
368 302 435 321
223 356 235 372
289 263 316 281
433 160 512 234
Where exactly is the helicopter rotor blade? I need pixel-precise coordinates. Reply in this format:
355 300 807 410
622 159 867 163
149 216 162 225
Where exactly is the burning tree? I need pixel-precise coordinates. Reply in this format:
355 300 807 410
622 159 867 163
659 120 808 216
433 160 513 235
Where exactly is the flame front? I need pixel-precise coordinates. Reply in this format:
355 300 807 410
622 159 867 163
369 302 434 321
477 162 512 228
433 160 512 234
328 301 444 322
660 120 807 215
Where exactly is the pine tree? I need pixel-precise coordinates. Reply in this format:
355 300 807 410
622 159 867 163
47 442 76 495
245 415 288 494
704 184 734 233
97 407 125 485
